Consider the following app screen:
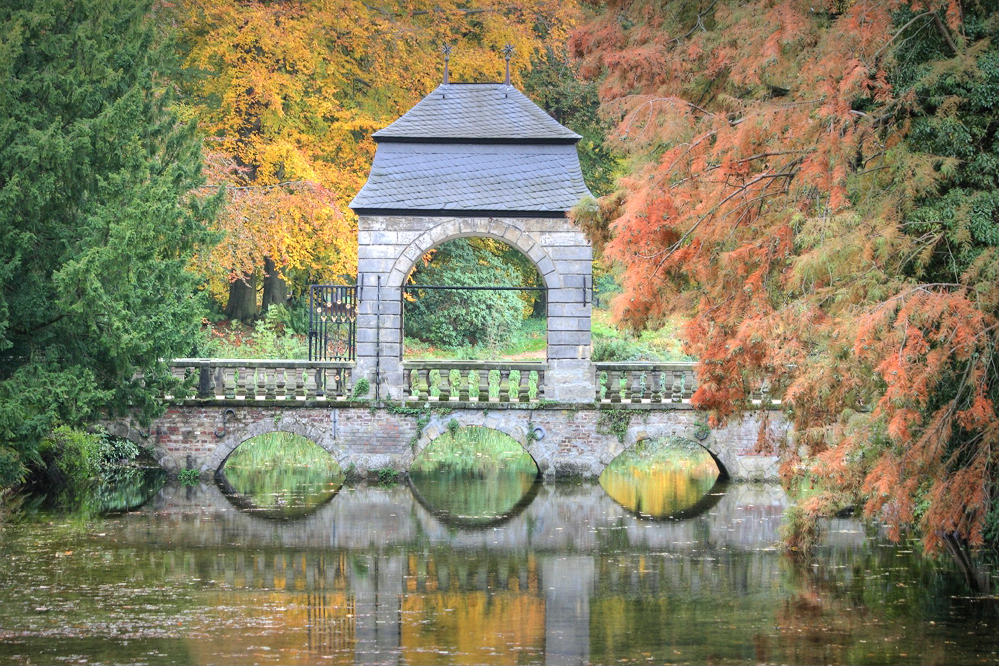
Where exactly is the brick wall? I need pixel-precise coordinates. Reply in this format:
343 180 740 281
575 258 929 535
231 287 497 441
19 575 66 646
109 402 782 481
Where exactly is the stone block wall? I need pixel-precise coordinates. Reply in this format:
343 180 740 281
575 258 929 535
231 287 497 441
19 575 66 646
354 215 594 402
109 403 782 481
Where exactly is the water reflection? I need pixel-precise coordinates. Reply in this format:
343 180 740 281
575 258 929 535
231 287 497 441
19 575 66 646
599 437 721 519
408 470 542 528
217 431 345 520
3 466 998 665
217 466 342 520
15 466 167 518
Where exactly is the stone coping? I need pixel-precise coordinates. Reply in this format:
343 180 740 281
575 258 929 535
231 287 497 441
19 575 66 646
593 362 697 371
402 360 547 371
158 398 716 411
170 358 354 368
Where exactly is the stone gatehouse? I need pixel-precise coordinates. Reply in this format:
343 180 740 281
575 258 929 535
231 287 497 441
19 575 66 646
349 81 596 402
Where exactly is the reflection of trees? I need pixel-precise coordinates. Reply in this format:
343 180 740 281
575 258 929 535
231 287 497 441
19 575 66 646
771 547 993 664
599 450 721 519
407 471 541 528
217 467 341 520
83 467 167 516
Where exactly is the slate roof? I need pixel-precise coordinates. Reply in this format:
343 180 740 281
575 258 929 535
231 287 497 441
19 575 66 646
351 82 592 216
373 83 580 143
350 143 591 213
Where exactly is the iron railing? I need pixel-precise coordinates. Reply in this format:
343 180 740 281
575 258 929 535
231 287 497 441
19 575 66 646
308 285 357 362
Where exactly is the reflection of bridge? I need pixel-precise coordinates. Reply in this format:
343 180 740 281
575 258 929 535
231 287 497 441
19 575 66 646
122 480 789 554
107 481 808 665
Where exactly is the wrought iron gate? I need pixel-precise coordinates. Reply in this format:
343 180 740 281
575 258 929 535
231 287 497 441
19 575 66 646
308 285 357 362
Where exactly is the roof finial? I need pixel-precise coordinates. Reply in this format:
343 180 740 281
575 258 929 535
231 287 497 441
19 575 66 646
503 44 514 85
442 44 452 84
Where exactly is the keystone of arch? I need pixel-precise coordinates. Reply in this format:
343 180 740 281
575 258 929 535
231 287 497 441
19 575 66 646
385 218 563 291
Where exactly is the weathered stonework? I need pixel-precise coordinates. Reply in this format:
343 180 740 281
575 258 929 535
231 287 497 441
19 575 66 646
355 215 595 402
108 403 783 481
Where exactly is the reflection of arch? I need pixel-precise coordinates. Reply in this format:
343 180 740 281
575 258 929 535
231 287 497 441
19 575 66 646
385 219 562 292
411 419 547 475
605 478 729 523
406 474 542 530
204 416 344 474
215 470 341 521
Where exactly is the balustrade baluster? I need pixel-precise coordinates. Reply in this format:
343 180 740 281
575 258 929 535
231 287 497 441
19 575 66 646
487 369 501 401
304 368 318 400
409 369 421 401
527 370 539 401
428 369 442 400
235 368 247 399
274 368 287 400
508 369 521 402
683 370 696 401
618 369 631 402
264 367 277 400
292 368 305 400
671 371 683 403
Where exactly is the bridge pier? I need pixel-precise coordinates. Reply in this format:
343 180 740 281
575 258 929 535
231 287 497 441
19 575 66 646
109 403 783 481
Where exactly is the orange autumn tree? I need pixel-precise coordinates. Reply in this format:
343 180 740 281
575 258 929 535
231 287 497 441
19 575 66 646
571 0 999 551
172 0 578 320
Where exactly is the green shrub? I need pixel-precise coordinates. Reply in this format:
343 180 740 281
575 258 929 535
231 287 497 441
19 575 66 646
404 239 527 348
0 445 27 489
591 338 666 362
178 468 200 486
351 377 370 399
37 426 102 489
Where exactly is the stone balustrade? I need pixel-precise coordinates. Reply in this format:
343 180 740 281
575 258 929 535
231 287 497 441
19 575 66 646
594 362 777 405
153 359 778 407
165 358 354 401
402 360 546 403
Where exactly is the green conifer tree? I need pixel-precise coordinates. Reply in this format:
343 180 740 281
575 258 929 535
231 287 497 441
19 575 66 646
0 0 217 487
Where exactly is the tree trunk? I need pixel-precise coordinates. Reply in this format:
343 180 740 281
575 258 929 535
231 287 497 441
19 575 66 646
531 287 547 318
224 273 258 323
261 256 288 314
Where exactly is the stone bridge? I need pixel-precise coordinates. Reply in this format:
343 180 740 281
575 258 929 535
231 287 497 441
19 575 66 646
110 395 785 482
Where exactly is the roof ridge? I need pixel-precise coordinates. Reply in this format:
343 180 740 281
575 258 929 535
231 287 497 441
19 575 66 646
372 82 580 142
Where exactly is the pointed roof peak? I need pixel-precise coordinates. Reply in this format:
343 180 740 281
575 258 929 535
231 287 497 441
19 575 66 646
372 83 581 144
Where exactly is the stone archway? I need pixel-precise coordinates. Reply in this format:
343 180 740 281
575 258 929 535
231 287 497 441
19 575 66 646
355 214 595 402
203 416 345 474
599 421 731 480
384 218 562 291
410 411 548 475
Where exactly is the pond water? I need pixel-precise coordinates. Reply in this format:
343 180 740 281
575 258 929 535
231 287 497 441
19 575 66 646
1 465 998 665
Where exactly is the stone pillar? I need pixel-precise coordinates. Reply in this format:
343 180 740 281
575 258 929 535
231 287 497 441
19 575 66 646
355 219 409 400
545 254 595 403
354 273 404 400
